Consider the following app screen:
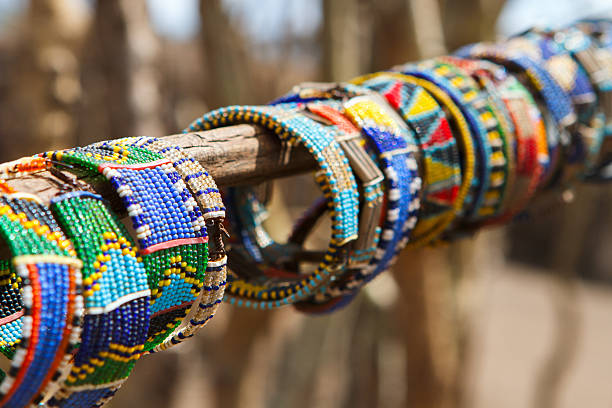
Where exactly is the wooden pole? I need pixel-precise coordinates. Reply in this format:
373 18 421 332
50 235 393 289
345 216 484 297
6 124 317 206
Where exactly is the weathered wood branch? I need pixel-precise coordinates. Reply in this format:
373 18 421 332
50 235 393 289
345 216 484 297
7 124 317 205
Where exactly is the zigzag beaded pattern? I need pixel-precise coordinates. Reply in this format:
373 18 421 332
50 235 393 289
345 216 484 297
424 61 510 220
396 62 494 220
109 136 227 352
358 76 462 236
186 104 360 309
48 192 150 408
44 144 209 351
0 195 82 408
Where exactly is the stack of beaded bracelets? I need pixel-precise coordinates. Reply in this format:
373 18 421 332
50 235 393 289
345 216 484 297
185 103 361 309
43 141 210 352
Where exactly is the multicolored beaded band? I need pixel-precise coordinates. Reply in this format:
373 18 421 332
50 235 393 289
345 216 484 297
437 57 517 220
48 191 150 408
266 82 422 310
100 136 227 352
395 61 497 223
353 74 463 244
296 93 422 312
508 31 602 180
484 70 549 223
43 142 209 351
575 20 612 180
304 102 385 266
186 104 360 309
0 193 82 408
456 42 577 129
354 72 477 244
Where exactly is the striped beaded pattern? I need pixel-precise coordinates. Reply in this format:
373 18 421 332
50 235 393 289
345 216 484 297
186 104 360 309
48 191 150 408
0 195 82 408
44 144 209 351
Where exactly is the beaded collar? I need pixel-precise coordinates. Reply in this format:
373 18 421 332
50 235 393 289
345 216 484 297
0 193 82 407
43 142 209 351
48 191 150 408
185 104 360 309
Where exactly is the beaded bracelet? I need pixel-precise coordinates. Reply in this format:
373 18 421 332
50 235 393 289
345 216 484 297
552 25 612 176
270 91 422 312
395 61 498 223
437 57 518 219
265 82 423 309
509 31 603 179
354 72 477 244
483 70 549 223
454 43 573 186
185 104 360 309
575 20 612 180
0 193 82 407
43 142 209 351
352 74 463 245
48 191 150 408
96 136 227 352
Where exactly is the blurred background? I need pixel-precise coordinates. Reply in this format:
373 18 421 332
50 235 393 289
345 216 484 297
0 0 611 407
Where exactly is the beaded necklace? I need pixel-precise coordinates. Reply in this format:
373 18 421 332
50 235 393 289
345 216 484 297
48 191 150 408
185 104 360 309
96 136 227 353
0 193 82 408
43 142 209 351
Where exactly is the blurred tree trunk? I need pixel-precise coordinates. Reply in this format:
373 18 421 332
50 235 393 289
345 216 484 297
0 0 87 160
199 0 256 108
78 0 163 145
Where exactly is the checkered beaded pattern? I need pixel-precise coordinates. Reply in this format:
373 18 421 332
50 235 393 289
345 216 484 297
395 62 496 222
0 194 82 408
185 104 360 309
44 144 209 351
104 136 227 352
356 74 463 241
48 191 150 408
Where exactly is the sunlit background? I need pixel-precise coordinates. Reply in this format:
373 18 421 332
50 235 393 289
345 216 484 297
0 0 611 407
